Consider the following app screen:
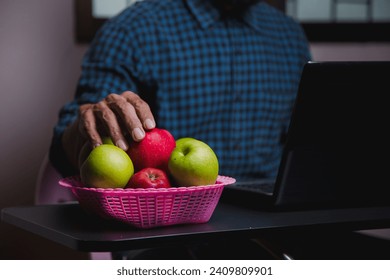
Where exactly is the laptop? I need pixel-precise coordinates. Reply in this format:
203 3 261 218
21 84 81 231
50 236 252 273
221 61 390 211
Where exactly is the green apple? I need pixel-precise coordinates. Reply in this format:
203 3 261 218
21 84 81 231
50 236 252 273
102 137 114 145
78 142 92 169
78 137 114 168
168 138 219 186
80 144 134 188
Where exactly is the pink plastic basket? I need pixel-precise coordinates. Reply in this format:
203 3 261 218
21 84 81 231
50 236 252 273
59 175 235 229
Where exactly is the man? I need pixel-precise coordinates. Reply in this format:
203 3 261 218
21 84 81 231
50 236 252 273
49 0 311 259
49 0 390 261
50 0 311 180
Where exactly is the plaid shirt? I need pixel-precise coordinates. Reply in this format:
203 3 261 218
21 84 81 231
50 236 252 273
51 0 311 179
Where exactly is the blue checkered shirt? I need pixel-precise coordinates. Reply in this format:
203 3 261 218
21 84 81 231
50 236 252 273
51 0 311 179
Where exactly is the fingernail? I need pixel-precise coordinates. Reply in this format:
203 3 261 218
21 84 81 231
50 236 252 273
116 140 128 151
144 119 155 130
93 143 101 148
132 128 145 141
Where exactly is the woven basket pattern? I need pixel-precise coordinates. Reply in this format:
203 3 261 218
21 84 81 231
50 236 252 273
59 175 235 229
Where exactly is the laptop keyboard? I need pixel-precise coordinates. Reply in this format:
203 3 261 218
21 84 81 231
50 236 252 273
227 180 275 195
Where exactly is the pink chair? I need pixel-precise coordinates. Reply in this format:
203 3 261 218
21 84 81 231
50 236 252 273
34 153 112 260
34 154 75 204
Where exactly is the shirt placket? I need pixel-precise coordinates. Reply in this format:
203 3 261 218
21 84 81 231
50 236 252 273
227 20 245 154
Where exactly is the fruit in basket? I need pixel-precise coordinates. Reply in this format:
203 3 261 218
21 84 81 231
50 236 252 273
80 144 134 188
78 137 114 168
102 137 114 145
126 167 171 189
126 128 176 172
168 138 219 186
78 142 92 169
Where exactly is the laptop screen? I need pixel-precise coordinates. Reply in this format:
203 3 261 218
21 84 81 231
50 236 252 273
275 61 390 209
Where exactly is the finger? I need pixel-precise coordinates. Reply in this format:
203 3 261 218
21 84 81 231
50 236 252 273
122 91 156 130
93 100 129 150
78 104 102 148
106 93 146 142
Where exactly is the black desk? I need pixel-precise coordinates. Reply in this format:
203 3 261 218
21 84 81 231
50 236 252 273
2 202 390 253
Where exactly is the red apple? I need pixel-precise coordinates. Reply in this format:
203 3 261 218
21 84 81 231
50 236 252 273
126 128 176 172
126 167 171 189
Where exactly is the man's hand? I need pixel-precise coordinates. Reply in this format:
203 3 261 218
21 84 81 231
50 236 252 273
62 91 156 169
79 91 155 149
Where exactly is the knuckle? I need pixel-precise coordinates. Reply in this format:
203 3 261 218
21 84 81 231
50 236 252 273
94 102 114 122
117 100 131 112
79 104 91 116
101 111 113 122
107 94 126 109
110 129 121 139
83 120 94 132
122 90 136 98
107 93 119 101
95 101 106 109
132 98 147 111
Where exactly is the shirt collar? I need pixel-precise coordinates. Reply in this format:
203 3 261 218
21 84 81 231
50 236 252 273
243 2 272 34
186 0 220 29
186 0 268 32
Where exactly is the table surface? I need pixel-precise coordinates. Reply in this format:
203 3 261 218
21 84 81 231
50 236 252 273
3 202 390 252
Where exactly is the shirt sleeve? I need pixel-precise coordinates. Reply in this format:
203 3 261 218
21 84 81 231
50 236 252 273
49 18 150 177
